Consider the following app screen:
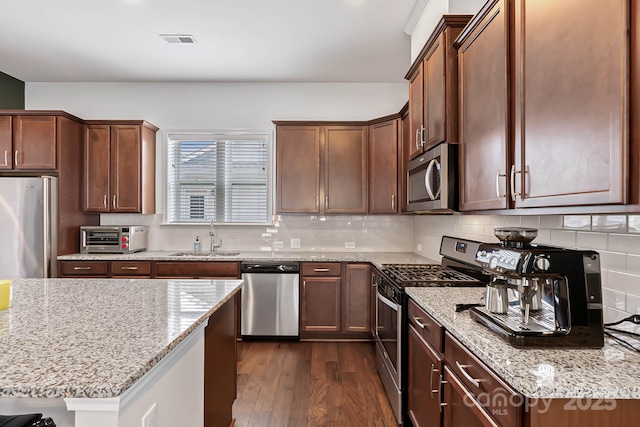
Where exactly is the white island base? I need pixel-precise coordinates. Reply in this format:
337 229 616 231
1 322 206 427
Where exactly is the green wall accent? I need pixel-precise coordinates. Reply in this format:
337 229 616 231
0 71 25 109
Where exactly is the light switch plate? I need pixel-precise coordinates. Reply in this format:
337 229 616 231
416 244 422 251
273 241 284 249
344 242 356 249
290 238 301 249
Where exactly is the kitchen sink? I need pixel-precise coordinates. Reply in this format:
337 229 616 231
170 250 241 257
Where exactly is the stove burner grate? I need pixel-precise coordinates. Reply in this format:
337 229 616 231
382 264 483 286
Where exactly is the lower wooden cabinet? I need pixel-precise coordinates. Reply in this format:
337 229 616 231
58 261 108 277
443 366 497 427
111 261 151 278
58 260 240 279
153 261 240 279
407 323 444 427
300 262 371 339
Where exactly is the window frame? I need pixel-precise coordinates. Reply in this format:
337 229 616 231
163 129 274 226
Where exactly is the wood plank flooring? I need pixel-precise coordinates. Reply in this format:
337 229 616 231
233 341 398 427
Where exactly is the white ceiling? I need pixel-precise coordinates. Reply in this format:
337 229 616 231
0 0 416 83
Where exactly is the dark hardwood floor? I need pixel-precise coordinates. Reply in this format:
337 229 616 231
233 341 398 427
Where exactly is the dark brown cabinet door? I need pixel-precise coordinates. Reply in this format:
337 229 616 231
408 324 443 427
457 0 510 211
409 63 425 159
369 119 399 214
443 367 497 427
401 109 410 212
111 125 141 212
342 264 371 333
425 36 445 150
301 276 341 333
0 116 11 169
84 125 111 212
324 126 368 213
513 0 628 207
276 126 321 213
13 115 57 170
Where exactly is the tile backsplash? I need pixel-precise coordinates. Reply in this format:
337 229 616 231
101 212 640 323
414 214 640 323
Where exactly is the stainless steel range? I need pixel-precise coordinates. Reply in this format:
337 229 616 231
374 236 489 426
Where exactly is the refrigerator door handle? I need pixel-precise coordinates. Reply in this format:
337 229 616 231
42 177 51 278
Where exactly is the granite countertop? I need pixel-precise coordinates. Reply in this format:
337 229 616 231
0 278 242 398
405 287 640 399
58 251 437 270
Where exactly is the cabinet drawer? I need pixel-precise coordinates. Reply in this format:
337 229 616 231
59 261 108 277
154 261 240 278
408 298 443 354
111 261 150 277
302 262 342 276
445 332 522 427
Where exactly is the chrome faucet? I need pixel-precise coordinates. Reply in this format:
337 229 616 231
209 220 222 252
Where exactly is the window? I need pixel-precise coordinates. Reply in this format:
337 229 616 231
166 131 272 224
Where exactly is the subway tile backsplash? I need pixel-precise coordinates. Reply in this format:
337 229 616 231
101 212 640 322
414 214 640 323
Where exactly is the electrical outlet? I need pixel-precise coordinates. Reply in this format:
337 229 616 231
344 241 356 249
273 241 284 249
290 238 301 249
416 244 422 251
141 403 157 427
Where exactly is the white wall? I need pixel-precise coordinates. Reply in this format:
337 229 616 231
409 0 486 62
414 214 640 323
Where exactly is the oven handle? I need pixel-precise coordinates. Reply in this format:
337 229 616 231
377 291 399 311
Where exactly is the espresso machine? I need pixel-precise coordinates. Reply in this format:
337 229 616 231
470 227 604 348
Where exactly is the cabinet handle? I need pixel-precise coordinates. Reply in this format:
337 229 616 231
103 194 107 209
429 363 437 398
391 194 395 210
420 125 425 147
438 374 447 412
325 195 328 209
3 150 7 166
121 266 139 270
415 129 420 150
314 268 330 272
14 150 18 166
496 169 506 201
455 361 483 388
73 266 91 270
412 316 428 330
112 195 117 210
510 165 522 202
316 196 319 209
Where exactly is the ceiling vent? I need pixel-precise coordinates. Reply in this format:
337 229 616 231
160 34 197 44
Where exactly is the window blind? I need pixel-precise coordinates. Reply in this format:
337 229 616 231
166 132 271 224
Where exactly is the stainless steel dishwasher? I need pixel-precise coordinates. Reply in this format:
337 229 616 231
240 262 300 339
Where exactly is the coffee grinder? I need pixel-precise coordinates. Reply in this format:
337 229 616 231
471 227 604 348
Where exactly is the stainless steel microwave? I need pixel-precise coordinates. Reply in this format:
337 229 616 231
407 142 458 212
80 226 148 254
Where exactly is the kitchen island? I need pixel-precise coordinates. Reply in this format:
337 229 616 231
0 278 242 427
406 287 640 426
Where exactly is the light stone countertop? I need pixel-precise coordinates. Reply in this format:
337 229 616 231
57 251 438 270
0 278 242 398
405 287 640 399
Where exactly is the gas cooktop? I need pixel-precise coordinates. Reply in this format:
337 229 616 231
381 264 485 287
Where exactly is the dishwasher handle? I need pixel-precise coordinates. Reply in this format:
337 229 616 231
241 262 300 273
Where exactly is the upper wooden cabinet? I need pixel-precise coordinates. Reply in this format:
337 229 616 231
405 15 472 160
456 0 630 211
275 122 368 214
369 116 400 214
84 120 158 214
0 114 62 170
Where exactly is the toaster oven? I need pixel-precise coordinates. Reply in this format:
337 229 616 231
80 226 148 254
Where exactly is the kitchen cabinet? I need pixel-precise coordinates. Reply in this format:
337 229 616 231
400 103 410 212
405 15 472 160
275 122 368 214
0 114 57 170
111 261 151 278
456 0 629 211
407 299 445 427
58 260 240 279
84 120 158 214
300 262 371 338
154 261 240 279
368 116 400 214
59 261 109 278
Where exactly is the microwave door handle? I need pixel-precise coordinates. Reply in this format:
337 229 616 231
424 159 437 200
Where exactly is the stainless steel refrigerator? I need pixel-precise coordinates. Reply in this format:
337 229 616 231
0 176 58 278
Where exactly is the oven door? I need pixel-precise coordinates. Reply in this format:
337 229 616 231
376 290 402 388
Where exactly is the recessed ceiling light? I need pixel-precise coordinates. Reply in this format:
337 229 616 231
160 34 197 44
